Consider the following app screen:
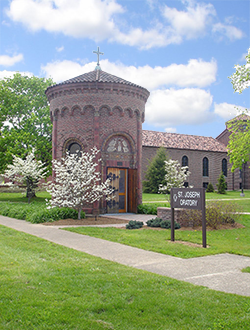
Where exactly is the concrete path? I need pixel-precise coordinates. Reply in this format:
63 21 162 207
1 215 250 297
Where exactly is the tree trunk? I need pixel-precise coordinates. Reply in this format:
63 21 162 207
78 208 82 220
26 177 37 203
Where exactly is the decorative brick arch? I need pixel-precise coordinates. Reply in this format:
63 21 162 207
71 105 81 116
99 105 112 116
112 106 124 117
101 132 136 168
102 132 136 153
61 106 70 117
124 107 133 118
134 109 141 120
83 105 95 115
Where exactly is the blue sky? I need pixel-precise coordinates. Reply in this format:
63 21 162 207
0 0 249 138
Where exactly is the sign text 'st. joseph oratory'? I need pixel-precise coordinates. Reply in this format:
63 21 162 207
45 48 150 214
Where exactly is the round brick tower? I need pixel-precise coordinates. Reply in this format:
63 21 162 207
45 68 150 214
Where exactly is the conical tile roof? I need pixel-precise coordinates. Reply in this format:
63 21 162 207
46 70 148 92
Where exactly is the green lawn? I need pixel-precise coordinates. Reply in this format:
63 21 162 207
64 215 250 259
0 191 250 259
242 267 250 273
143 191 250 212
143 190 250 202
0 190 50 203
1 225 250 330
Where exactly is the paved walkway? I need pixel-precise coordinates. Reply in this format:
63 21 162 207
1 215 250 297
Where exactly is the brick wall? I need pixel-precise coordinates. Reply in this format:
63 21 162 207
142 146 236 190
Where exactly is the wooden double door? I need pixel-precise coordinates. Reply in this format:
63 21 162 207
107 168 137 213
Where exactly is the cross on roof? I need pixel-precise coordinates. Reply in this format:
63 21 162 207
93 46 104 68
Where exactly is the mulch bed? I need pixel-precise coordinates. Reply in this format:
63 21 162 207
43 217 244 231
42 216 130 226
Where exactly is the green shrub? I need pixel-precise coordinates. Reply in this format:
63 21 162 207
160 220 181 229
126 220 144 229
179 201 241 229
146 217 162 227
146 217 180 229
0 202 85 223
26 207 85 223
137 204 158 215
217 173 227 194
206 183 214 193
0 202 34 220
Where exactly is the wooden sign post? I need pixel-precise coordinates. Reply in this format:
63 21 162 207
170 188 206 248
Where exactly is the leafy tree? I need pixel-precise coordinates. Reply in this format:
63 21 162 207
0 73 54 174
229 48 250 94
228 49 250 171
159 159 190 195
47 147 113 220
143 147 168 194
227 115 250 172
4 149 48 203
216 172 227 194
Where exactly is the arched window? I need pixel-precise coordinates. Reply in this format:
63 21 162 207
222 158 227 177
203 157 209 177
68 142 82 155
182 155 188 167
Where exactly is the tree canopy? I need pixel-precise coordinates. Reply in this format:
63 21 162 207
159 159 190 195
47 147 113 219
227 115 250 171
0 73 54 174
228 49 250 171
229 49 250 94
143 147 168 194
4 149 48 202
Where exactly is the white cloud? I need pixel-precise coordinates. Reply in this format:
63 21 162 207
145 88 213 127
41 60 94 82
240 52 248 62
5 0 244 49
212 23 244 41
6 0 124 40
0 53 23 67
163 2 216 40
56 46 64 52
146 0 157 10
5 0 179 50
41 57 219 127
111 26 182 49
214 102 248 120
0 70 33 80
41 58 217 89
165 127 177 133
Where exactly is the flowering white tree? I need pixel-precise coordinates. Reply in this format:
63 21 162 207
228 48 250 171
229 49 250 93
159 159 191 197
47 147 113 220
4 149 48 203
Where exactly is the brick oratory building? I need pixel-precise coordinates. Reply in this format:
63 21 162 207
45 49 150 214
46 50 249 214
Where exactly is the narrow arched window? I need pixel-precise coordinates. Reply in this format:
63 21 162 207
203 157 209 177
182 155 188 167
222 158 227 177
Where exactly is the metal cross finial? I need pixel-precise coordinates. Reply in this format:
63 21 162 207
93 46 104 68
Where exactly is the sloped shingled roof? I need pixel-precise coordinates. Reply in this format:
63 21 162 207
142 130 227 152
46 70 147 91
